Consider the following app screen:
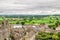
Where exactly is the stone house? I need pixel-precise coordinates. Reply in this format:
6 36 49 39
56 25 60 30
0 20 10 40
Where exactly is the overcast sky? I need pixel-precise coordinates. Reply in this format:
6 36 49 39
0 0 60 15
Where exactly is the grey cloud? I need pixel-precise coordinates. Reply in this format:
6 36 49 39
0 0 60 15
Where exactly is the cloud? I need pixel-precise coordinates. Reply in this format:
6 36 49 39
0 0 60 15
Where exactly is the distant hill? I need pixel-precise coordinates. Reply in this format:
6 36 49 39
0 14 60 18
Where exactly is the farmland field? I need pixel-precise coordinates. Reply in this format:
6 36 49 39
0 15 60 29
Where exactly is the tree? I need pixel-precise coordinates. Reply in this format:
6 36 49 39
21 21 25 25
16 21 19 24
10 34 14 40
35 32 60 40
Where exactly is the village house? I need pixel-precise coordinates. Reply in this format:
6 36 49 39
0 20 55 40
0 20 10 40
56 25 60 30
56 22 60 31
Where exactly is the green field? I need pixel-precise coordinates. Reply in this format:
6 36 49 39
0 15 60 29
